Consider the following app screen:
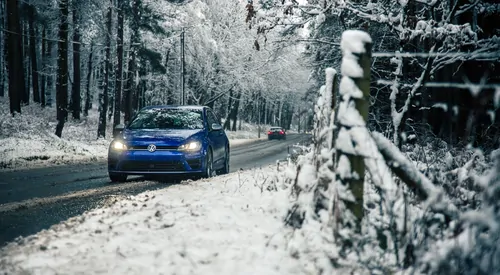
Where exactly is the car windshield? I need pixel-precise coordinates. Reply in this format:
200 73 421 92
270 127 282 131
128 108 204 130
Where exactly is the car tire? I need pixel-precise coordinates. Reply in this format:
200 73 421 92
219 147 230 175
109 172 127 183
203 149 215 178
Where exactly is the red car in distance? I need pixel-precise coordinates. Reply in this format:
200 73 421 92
267 127 286 140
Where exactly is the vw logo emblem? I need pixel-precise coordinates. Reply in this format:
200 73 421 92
147 144 156 152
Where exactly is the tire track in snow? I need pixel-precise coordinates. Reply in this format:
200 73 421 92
0 178 168 213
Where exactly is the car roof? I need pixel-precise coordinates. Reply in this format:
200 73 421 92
141 105 206 111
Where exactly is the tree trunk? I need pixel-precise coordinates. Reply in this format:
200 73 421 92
223 90 233 130
108 69 114 121
113 0 124 128
263 99 268 125
55 0 69 138
84 43 94 117
6 0 24 115
40 26 46 106
97 3 112 138
45 28 53 107
28 5 40 104
0 0 5 97
124 0 140 124
278 99 283 127
124 45 136 124
71 6 81 119
22 21 29 105
231 92 241 131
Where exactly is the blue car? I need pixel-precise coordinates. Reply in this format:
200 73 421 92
108 105 230 182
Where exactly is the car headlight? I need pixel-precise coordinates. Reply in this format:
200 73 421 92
111 141 128 151
178 141 201 151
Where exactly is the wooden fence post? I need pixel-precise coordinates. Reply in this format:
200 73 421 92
334 30 372 230
326 68 337 150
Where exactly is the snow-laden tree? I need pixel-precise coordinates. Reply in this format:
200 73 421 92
248 0 499 148
142 0 313 129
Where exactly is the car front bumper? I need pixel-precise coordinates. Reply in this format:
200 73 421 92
108 149 206 175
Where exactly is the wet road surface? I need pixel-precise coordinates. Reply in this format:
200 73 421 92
0 134 310 246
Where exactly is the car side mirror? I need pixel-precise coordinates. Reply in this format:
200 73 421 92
113 124 125 138
211 123 223 131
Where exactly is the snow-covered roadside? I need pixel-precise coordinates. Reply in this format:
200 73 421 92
0 166 303 275
0 99 112 170
229 137 266 147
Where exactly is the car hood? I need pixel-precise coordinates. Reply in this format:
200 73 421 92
123 128 205 145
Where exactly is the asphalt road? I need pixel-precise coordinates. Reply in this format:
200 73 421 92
0 133 310 246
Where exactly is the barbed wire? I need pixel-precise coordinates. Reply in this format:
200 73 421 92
372 51 500 60
376 79 500 90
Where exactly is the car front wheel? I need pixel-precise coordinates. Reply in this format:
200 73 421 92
109 172 127 183
203 149 215 178
219 147 230 175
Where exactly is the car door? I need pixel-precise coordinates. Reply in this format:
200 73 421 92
206 109 225 166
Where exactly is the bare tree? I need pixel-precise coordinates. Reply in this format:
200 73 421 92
71 4 81 119
27 4 40 104
5 0 25 115
124 0 140 124
113 0 125 128
40 26 47 106
97 1 113 138
55 0 69 137
0 0 5 98
84 42 94 117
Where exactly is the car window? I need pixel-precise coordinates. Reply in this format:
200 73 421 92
128 108 204 130
206 110 218 128
211 111 221 124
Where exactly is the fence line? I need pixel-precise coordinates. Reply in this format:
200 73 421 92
376 80 500 90
372 52 499 59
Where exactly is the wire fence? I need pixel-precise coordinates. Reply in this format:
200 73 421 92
376 80 500 91
371 49 500 92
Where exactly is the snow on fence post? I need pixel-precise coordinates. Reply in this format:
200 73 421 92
313 68 337 152
334 30 372 229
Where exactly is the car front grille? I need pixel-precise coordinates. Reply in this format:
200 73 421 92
128 145 178 150
120 160 185 172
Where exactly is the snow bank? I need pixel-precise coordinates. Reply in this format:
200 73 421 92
222 120 273 139
0 166 301 275
0 98 112 169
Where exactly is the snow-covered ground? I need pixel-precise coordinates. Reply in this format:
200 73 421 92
0 166 305 275
0 99 112 170
0 98 265 170
224 120 271 146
